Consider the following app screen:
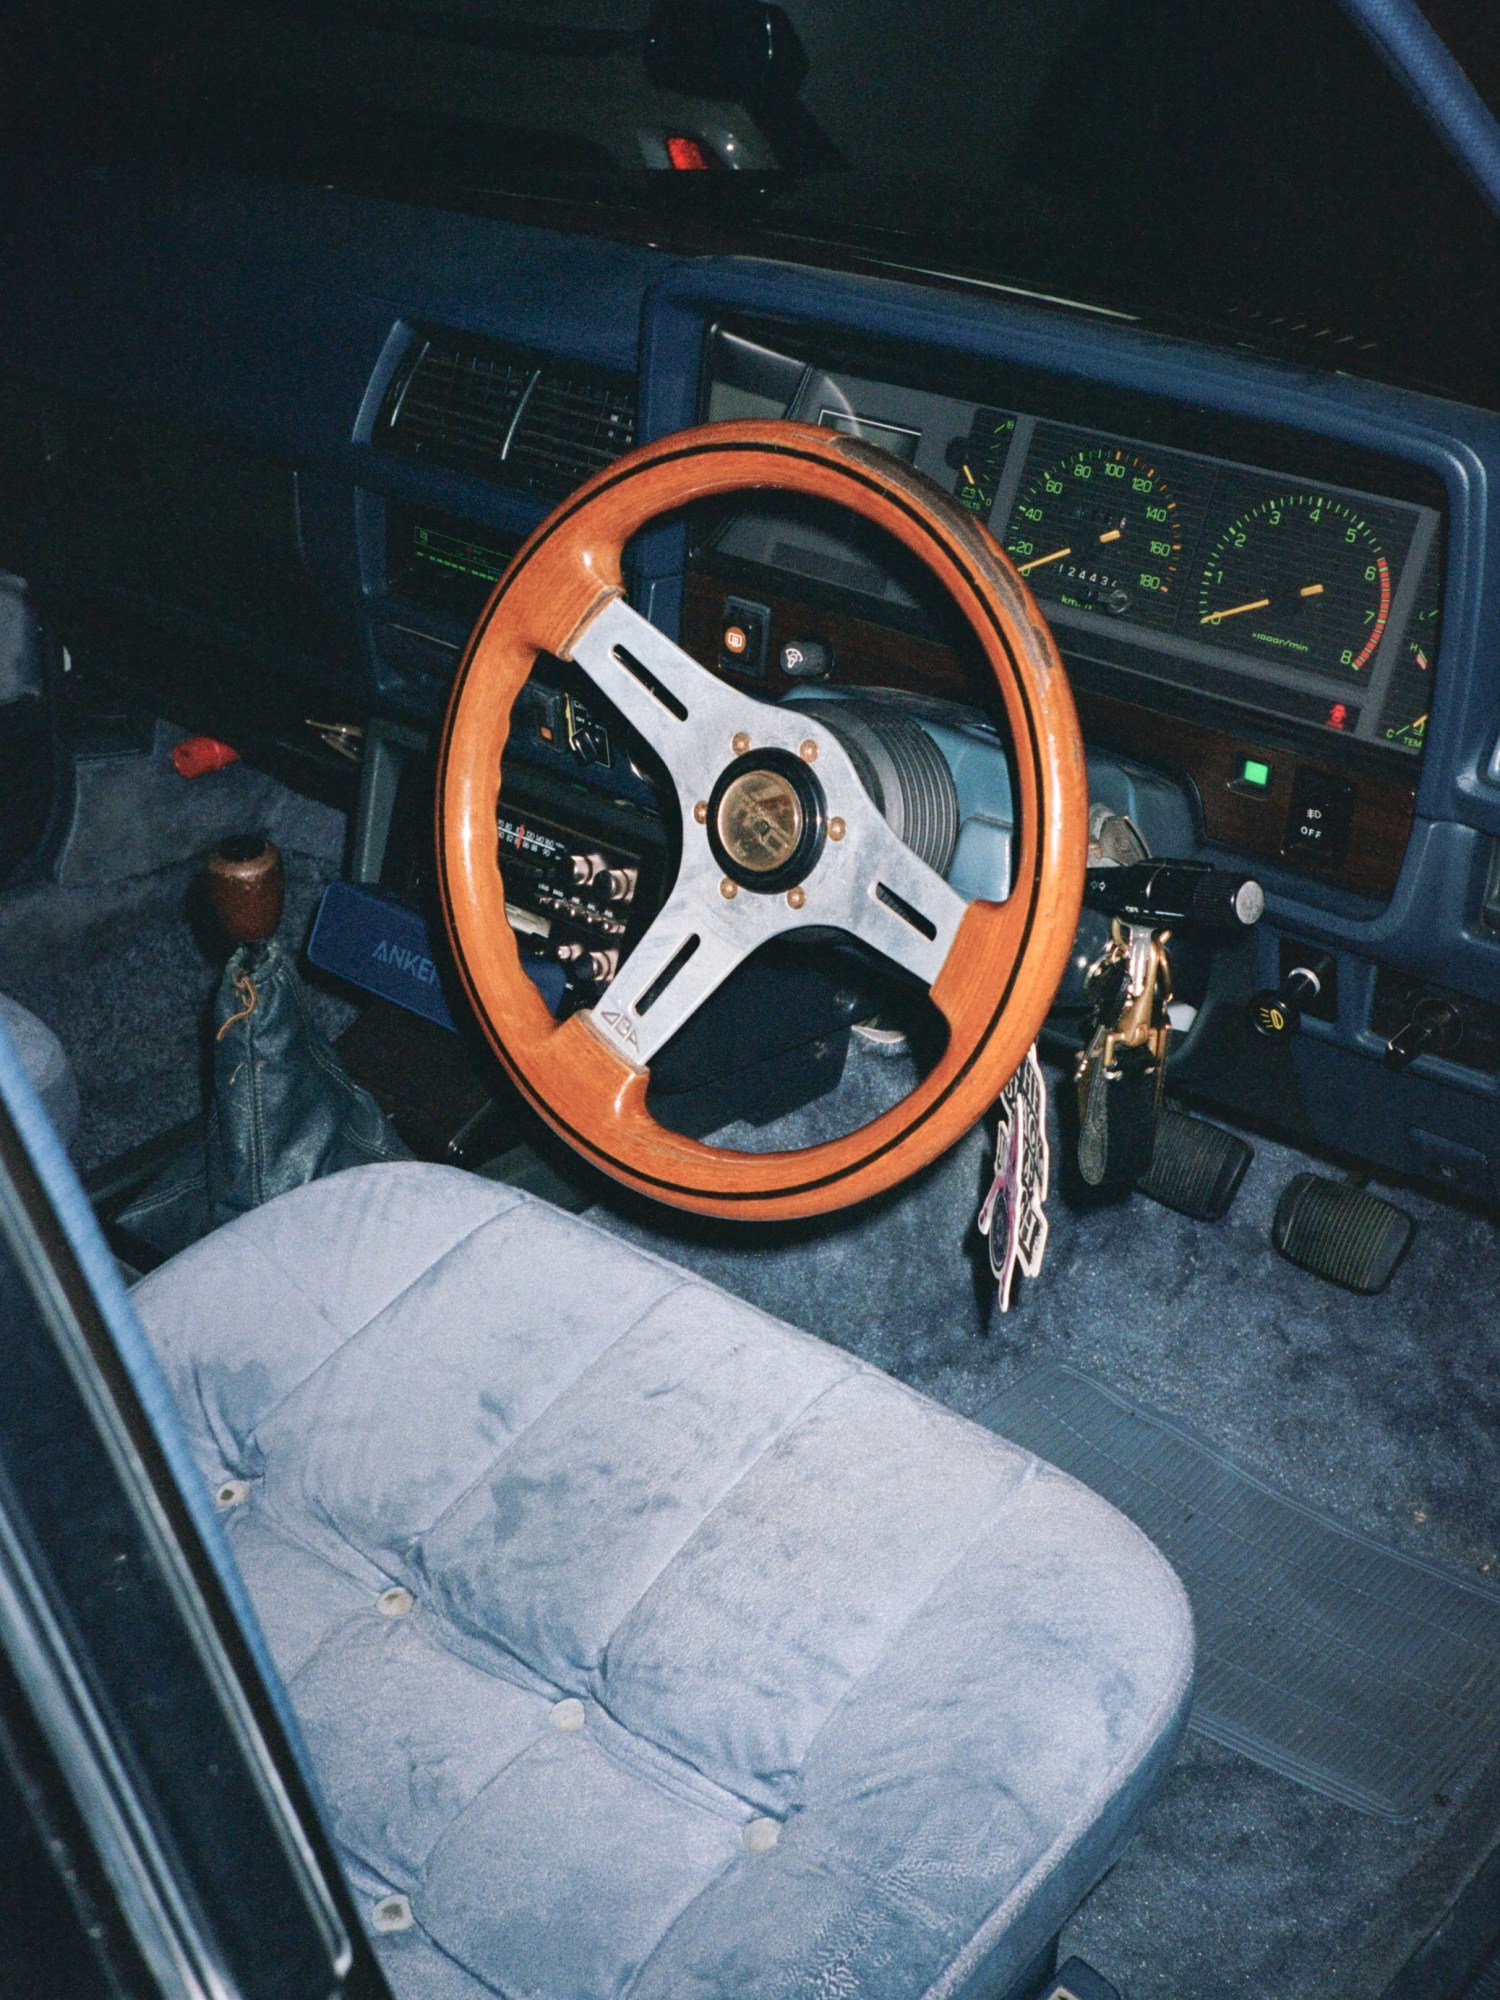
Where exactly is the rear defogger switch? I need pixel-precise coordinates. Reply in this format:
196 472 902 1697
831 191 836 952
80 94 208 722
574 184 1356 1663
1284 767 1355 866
719 596 770 678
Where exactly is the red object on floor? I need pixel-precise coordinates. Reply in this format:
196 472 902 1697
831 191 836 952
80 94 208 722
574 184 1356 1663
171 735 241 778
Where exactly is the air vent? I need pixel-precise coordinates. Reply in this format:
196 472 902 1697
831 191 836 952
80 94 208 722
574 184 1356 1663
379 331 636 499
506 364 636 496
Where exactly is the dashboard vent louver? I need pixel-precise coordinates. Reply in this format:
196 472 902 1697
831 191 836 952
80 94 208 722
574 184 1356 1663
506 366 637 497
379 332 636 499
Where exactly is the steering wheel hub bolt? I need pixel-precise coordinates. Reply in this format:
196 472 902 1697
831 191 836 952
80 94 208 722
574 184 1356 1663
829 817 846 841
693 800 708 824
720 878 739 899
732 731 751 755
787 886 806 909
799 739 819 762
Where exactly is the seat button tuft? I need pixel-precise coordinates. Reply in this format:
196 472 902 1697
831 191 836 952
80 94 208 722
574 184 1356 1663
214 1479 250 1509
371 1893 413 1933
377 1586 415 1619
550 1697 587 1732
742 1817 780 1854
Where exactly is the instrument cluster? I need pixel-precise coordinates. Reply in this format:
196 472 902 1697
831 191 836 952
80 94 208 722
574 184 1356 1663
983 418 1438 755
704 333 1445 764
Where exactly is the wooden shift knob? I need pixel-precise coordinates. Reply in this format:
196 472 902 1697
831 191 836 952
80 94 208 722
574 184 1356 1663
207 836 284 944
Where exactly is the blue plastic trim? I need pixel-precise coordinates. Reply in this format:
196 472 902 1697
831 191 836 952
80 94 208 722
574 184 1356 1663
308 883 459 1030
0 1015 318 1786
1337 0 1500 218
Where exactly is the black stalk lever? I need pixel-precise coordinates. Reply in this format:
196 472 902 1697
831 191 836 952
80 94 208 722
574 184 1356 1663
1084 861 1265 933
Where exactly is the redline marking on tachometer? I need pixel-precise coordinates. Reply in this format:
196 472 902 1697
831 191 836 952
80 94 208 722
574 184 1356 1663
1356 555 1392 672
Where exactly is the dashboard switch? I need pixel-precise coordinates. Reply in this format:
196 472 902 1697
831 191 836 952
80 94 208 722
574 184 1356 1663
1250 951 1334 1041
1229 754 1273 795
720 596 770 678
779 637 832 681
1384 995 1463 1070
1283 767 1355 865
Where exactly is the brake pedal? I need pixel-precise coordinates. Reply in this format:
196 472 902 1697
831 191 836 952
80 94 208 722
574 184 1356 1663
1140 1108 1252 1220
1272 1172 1414 1293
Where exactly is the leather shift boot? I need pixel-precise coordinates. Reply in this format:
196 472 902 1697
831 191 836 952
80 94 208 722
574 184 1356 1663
118 941 407 1257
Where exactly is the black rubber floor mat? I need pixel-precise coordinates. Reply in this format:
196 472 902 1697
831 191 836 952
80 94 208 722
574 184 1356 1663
978 1364 1500 1819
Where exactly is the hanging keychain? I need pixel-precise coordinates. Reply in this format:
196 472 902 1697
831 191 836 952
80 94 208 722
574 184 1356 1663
978 1044 1051 1311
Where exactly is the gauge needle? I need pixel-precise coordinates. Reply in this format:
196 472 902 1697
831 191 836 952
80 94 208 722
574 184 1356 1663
1410 713 1428 733
962 464 977 486
1098 527 1123 544
1201 596 1271 625
1017 545 1072 575
1299 583 1325 598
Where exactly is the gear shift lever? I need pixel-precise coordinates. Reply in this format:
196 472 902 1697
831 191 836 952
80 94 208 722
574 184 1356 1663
206 835 284 946
113 832 407 1264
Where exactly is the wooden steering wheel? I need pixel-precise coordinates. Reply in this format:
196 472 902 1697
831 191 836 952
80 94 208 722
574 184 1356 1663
437 419 1087 1221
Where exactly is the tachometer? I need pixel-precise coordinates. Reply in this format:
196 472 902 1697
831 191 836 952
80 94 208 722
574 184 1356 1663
1005 443 1182 622
1197 492 1391 676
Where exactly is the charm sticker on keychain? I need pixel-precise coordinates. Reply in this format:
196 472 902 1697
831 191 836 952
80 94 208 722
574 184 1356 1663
978 1044 1051 1311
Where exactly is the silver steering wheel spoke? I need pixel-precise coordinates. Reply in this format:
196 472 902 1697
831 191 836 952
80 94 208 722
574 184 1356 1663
565 596 972 1063
585 878 778 1068
566 596 760 785
803 779 969 987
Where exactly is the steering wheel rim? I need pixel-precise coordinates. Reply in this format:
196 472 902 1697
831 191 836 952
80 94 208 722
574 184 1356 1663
436 418 1087 1221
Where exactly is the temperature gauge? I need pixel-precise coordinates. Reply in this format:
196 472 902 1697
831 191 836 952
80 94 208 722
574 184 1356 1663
1379 550 1441 754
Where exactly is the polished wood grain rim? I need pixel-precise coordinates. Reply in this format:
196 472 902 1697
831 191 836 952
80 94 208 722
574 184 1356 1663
436 419 1087 1219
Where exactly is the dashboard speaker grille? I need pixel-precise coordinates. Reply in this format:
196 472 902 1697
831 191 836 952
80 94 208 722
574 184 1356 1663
378 330 636 499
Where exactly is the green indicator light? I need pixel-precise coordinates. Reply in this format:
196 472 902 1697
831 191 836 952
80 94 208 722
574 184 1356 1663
1241 758 1271 789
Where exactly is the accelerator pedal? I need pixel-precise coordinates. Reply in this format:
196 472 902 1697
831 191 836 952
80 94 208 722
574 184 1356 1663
1140 1108 1253 1220
1272 1171 1414 1293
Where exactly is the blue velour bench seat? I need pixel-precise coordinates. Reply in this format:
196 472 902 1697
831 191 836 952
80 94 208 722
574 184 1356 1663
132 1162 1193 2000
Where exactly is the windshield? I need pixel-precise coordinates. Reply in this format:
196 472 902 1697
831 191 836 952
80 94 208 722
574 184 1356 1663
13 0 1500 406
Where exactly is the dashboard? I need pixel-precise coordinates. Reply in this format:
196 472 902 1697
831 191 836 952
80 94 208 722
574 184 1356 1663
678 321 1446 905
4 166 1500 1197
705 326 1443 764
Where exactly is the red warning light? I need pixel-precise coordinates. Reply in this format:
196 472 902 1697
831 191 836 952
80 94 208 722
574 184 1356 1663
1325 702 1349 731
665 135 718 170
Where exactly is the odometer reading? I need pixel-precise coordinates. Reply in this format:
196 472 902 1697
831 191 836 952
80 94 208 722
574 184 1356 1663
1006 442 1183 625
1197 492 1392 678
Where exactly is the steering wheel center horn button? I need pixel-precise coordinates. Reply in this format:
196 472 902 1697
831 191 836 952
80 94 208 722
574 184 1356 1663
708 749 826 892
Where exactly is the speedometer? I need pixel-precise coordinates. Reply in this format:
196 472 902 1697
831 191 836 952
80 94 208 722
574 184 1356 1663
1005 444 1182 622
1197 493 1391 677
